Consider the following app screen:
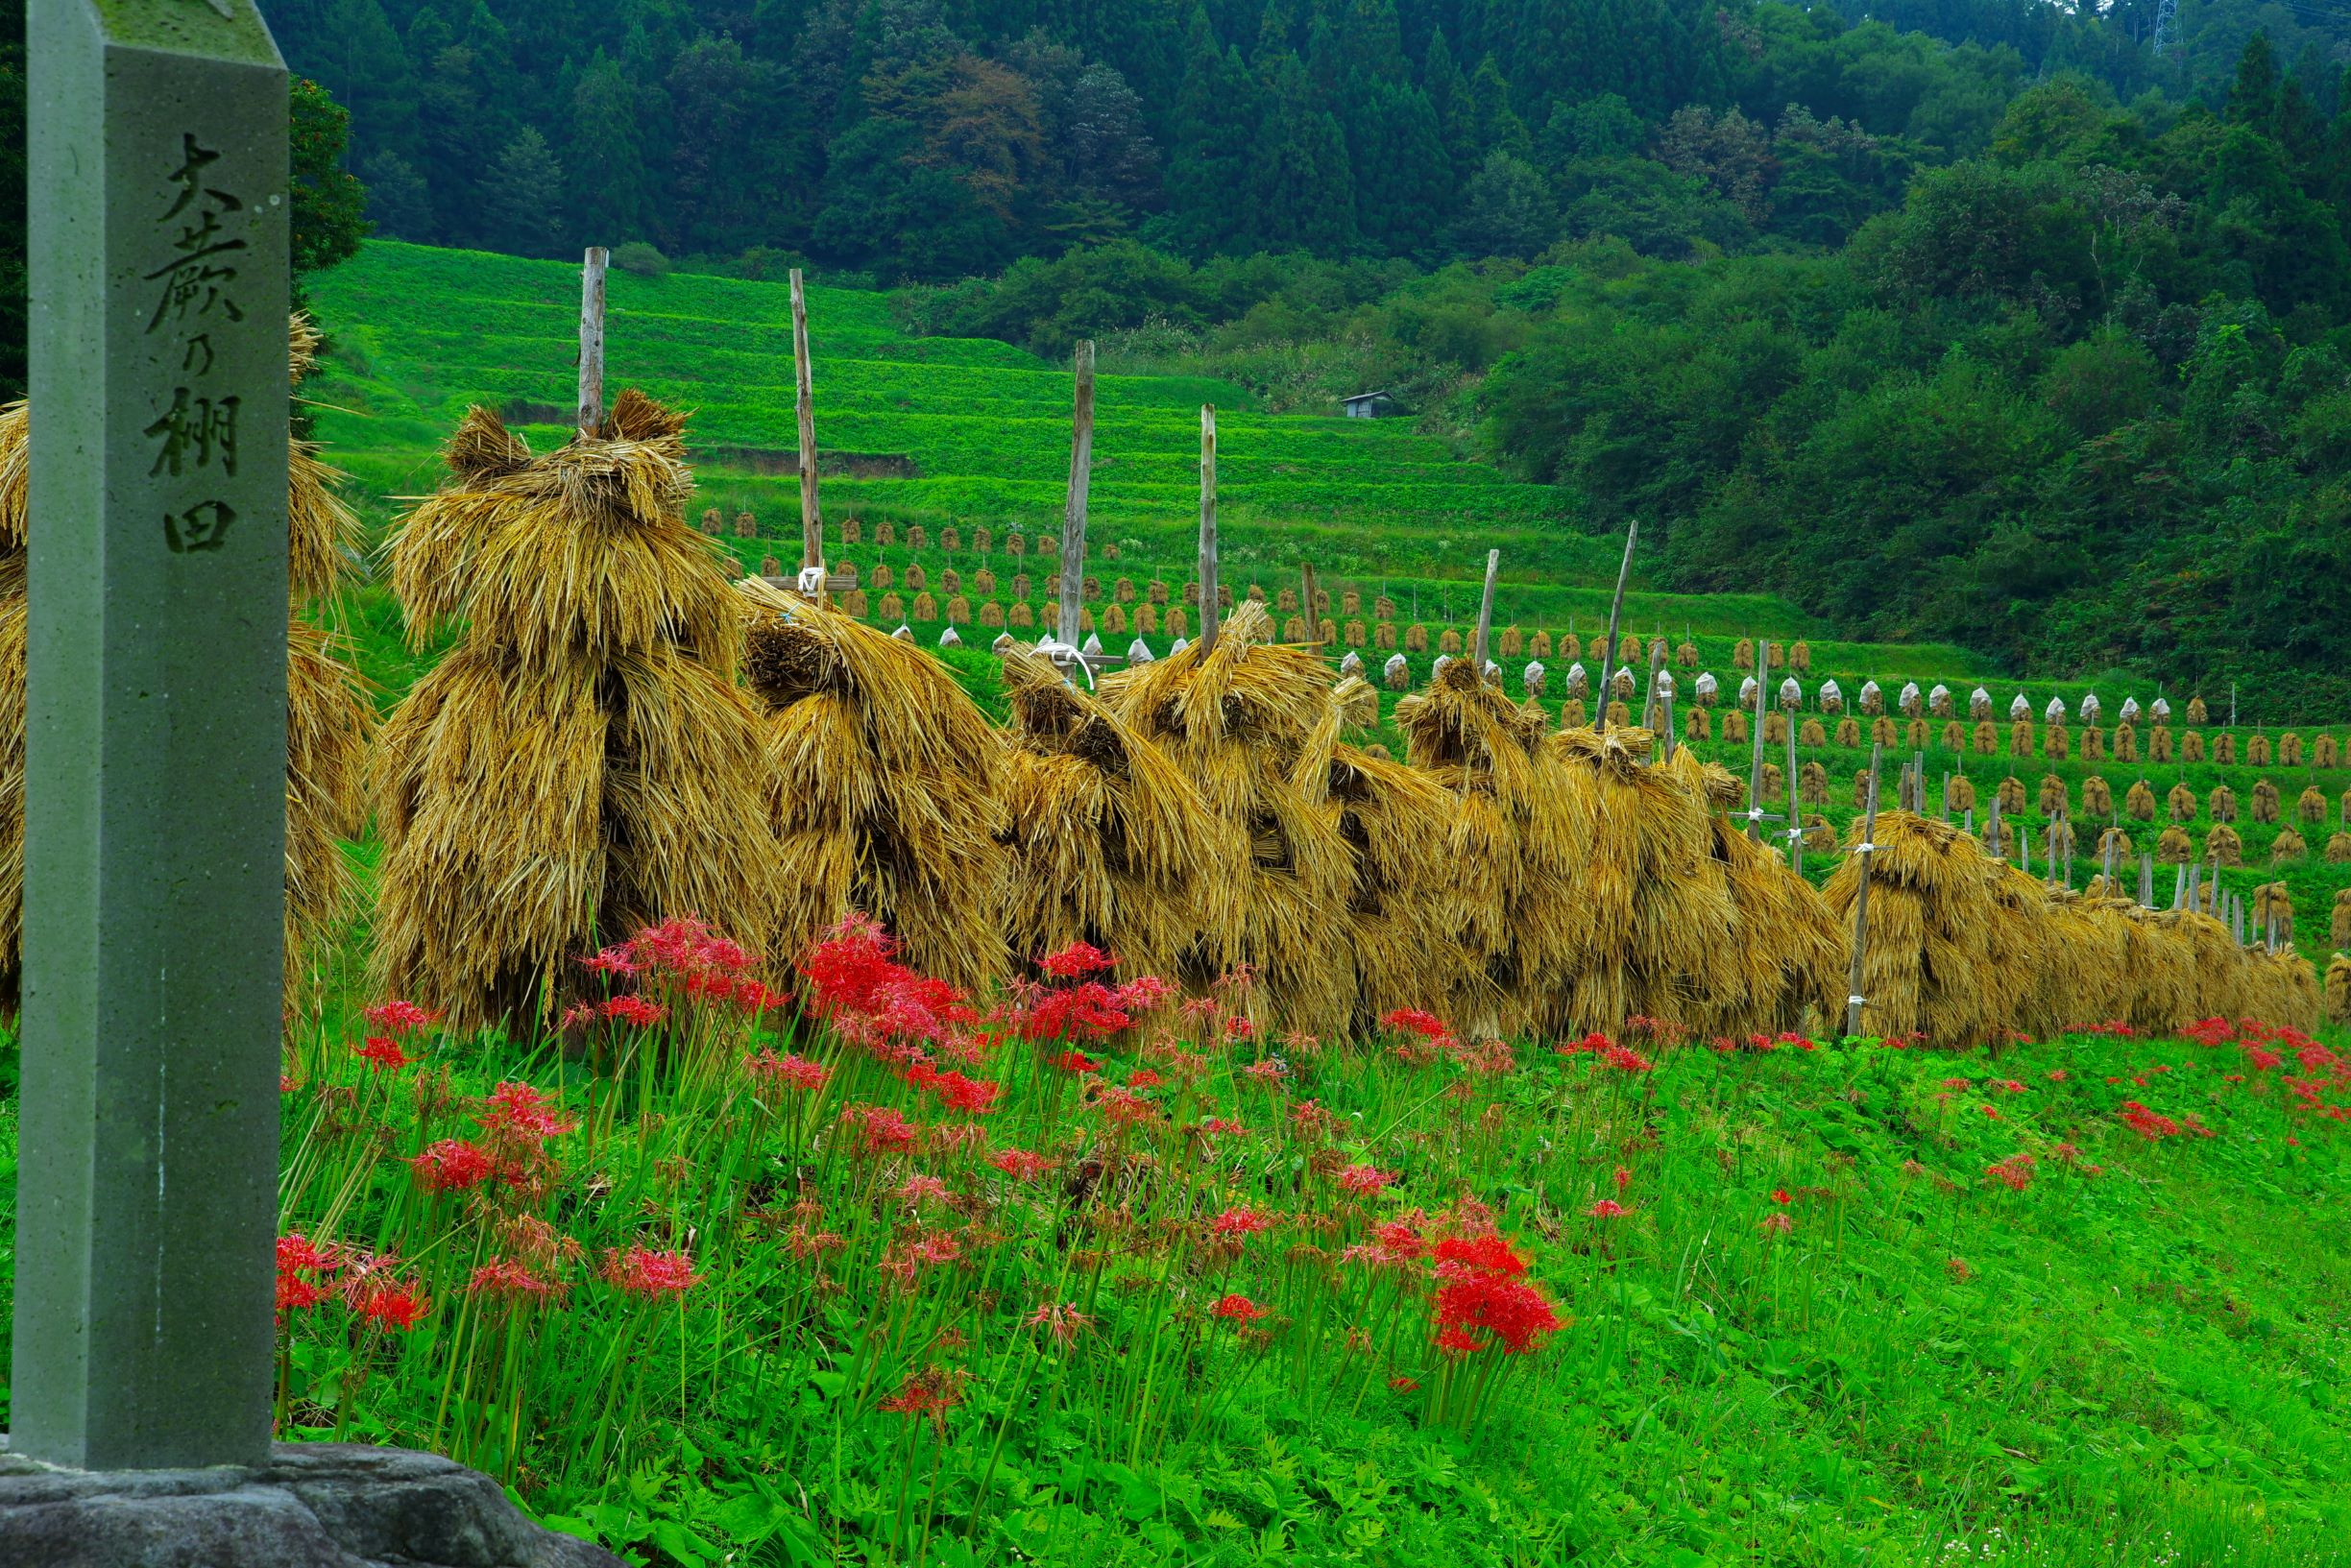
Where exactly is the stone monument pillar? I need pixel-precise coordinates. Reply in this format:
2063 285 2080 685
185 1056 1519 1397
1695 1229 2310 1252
2 6 621 1562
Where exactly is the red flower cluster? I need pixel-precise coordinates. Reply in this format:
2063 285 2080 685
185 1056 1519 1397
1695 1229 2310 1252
478 1081 577 1146
1338 1164 1396 1196
1038 941 1115 978
2120 1100 2183 1140
1212 1292 1269 1323
1213 1205 1272 1239
408 1138 497 1194
363 1000 441 1036
1559 1031 1651 1073
1432 1232 1559 1355
800 916 976 1046
1984 1153 2036 1192
1587 1198 1629 1218
469 1257 569 1304
355 1035 415 1073
276 1232 339 1317
841 1102 917 1155
905 1060 1002 1114
744 1049 829 1092
988 1147 1054 1181
601 1243 705 1297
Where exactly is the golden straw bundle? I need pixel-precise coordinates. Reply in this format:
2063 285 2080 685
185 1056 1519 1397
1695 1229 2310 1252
373 394 780 1029
739 577 1007 996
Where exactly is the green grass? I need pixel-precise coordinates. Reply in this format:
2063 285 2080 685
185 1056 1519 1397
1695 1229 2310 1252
8 950 2349 1566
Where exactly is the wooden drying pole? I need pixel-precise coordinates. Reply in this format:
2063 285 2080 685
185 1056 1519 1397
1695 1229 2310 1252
577 245 608 434
1745 635 1768 843
1056 340 1096 647
789 268 823 573
2139 851 2154 908
1784 690 1803 875
1844 742 1885 1038
1472 549 1500 671
1199 406 1220 654
1599 519 1637 732
1655 645 1677 761
1299 561 1321 645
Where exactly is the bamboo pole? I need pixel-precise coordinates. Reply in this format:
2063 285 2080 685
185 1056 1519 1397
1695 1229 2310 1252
1599 519 1638 732
1844 742 1885 1038
789 269 823 572
1198 406 1220 654
2139 851 2152 908
1055 340 1097 646
1472 548 1500 671
577 246 608 435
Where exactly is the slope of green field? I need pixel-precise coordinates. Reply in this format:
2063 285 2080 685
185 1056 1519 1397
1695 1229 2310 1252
305 243 2005 678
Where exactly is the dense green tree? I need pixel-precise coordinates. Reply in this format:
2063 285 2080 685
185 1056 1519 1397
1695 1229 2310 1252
1248 53 1357 252
1456 150 1558 256
566 53 661 245
478 128 569 258
1157 12 1265 256
291 79 374 278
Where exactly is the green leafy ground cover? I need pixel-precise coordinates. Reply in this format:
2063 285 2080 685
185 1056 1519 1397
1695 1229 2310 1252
7 940 2350 1567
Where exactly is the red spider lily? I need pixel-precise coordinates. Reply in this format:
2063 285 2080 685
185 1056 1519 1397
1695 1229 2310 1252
799 915 907 1013
1389 1375 1420 1391
1290 1099 1342 1138
1374 1220 1427 1263
788 1226 848 1259
878 1368 968 1431
468 1258 568 1303
1600 1044 1653 1073
1039 941 1116 978
1112 975 1176 1016
407 1139 497 1194
1946 1257 1974 1283
1586 1198 1629 1218
744 1049 829 1092
1382 1007 1450 1040
1212 1293 1269 1323
1992 1079 2026 1094
1198 1117 1247 1137
362 1000 441 1037
580 946 637 977
987 1147 1054 1181
275 1232 340 1320
896 1174 951 1206
355 1035 416 1073
1770 1188 1791 1205
1212 1206 1272 1239
1435 1325 1481 1355
1757 1213 1793 1236
1045 1049 1100 1075
350 1275 430 1332
1088 1084 1158 1128
1127 1068 1165 1091
2046 1069 2070 1082
1223 1014 1256 1043
2120 1101 2182 1141
1241 1057 1290 1085
1939 1077 1972 1090
905 1061 1003 1114
1612 1166 1632 1192
601 995 667 1028
1432 1233 1528 1278
1024 1301 1095 1345
1433 1270 1559 1354
477 1082 576 1146
840 1103 918 1155
2181 1017 2237 1047
1018 982 1131 1045
1984 1154 2036 1192
1338 1164 1396 1196
624 914 758 984
601 1244 705 1297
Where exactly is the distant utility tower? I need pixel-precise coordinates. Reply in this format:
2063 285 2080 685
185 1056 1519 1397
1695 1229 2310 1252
2152 0 2180 56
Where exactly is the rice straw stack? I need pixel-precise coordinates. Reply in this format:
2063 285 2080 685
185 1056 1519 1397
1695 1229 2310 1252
1101 602 1351 1037
995 641 1236 983
1394 654 1586 1036
1670 750 1843 1036
1823 811 2030 1049
739 575 1008 996
372 394 780 1030
1548 725 1738 1036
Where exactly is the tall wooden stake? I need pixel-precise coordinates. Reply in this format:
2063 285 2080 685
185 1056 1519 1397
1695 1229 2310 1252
1784 694 1803 874
1300 561 1321 645
1599 518 1637 730
789 268 823 572
1844 743 1885 1038
1472 548 1500 671
577 245 608 435
1056 339 1095 646
2139 851 2153 908
1746 633 1768 842
1198 405 1220 654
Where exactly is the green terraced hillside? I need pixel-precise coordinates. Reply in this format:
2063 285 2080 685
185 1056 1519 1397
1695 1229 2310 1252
307 243 2002 677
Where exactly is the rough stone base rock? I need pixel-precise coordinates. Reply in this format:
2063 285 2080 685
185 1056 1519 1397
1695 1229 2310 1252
0 1439 624 1568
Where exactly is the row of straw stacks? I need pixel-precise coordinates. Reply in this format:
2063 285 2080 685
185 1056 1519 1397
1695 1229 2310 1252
1824 812 2317 1047
361 395 2323 1044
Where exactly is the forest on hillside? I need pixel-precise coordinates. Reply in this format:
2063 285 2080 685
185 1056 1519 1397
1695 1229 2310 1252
7 0 2351 710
